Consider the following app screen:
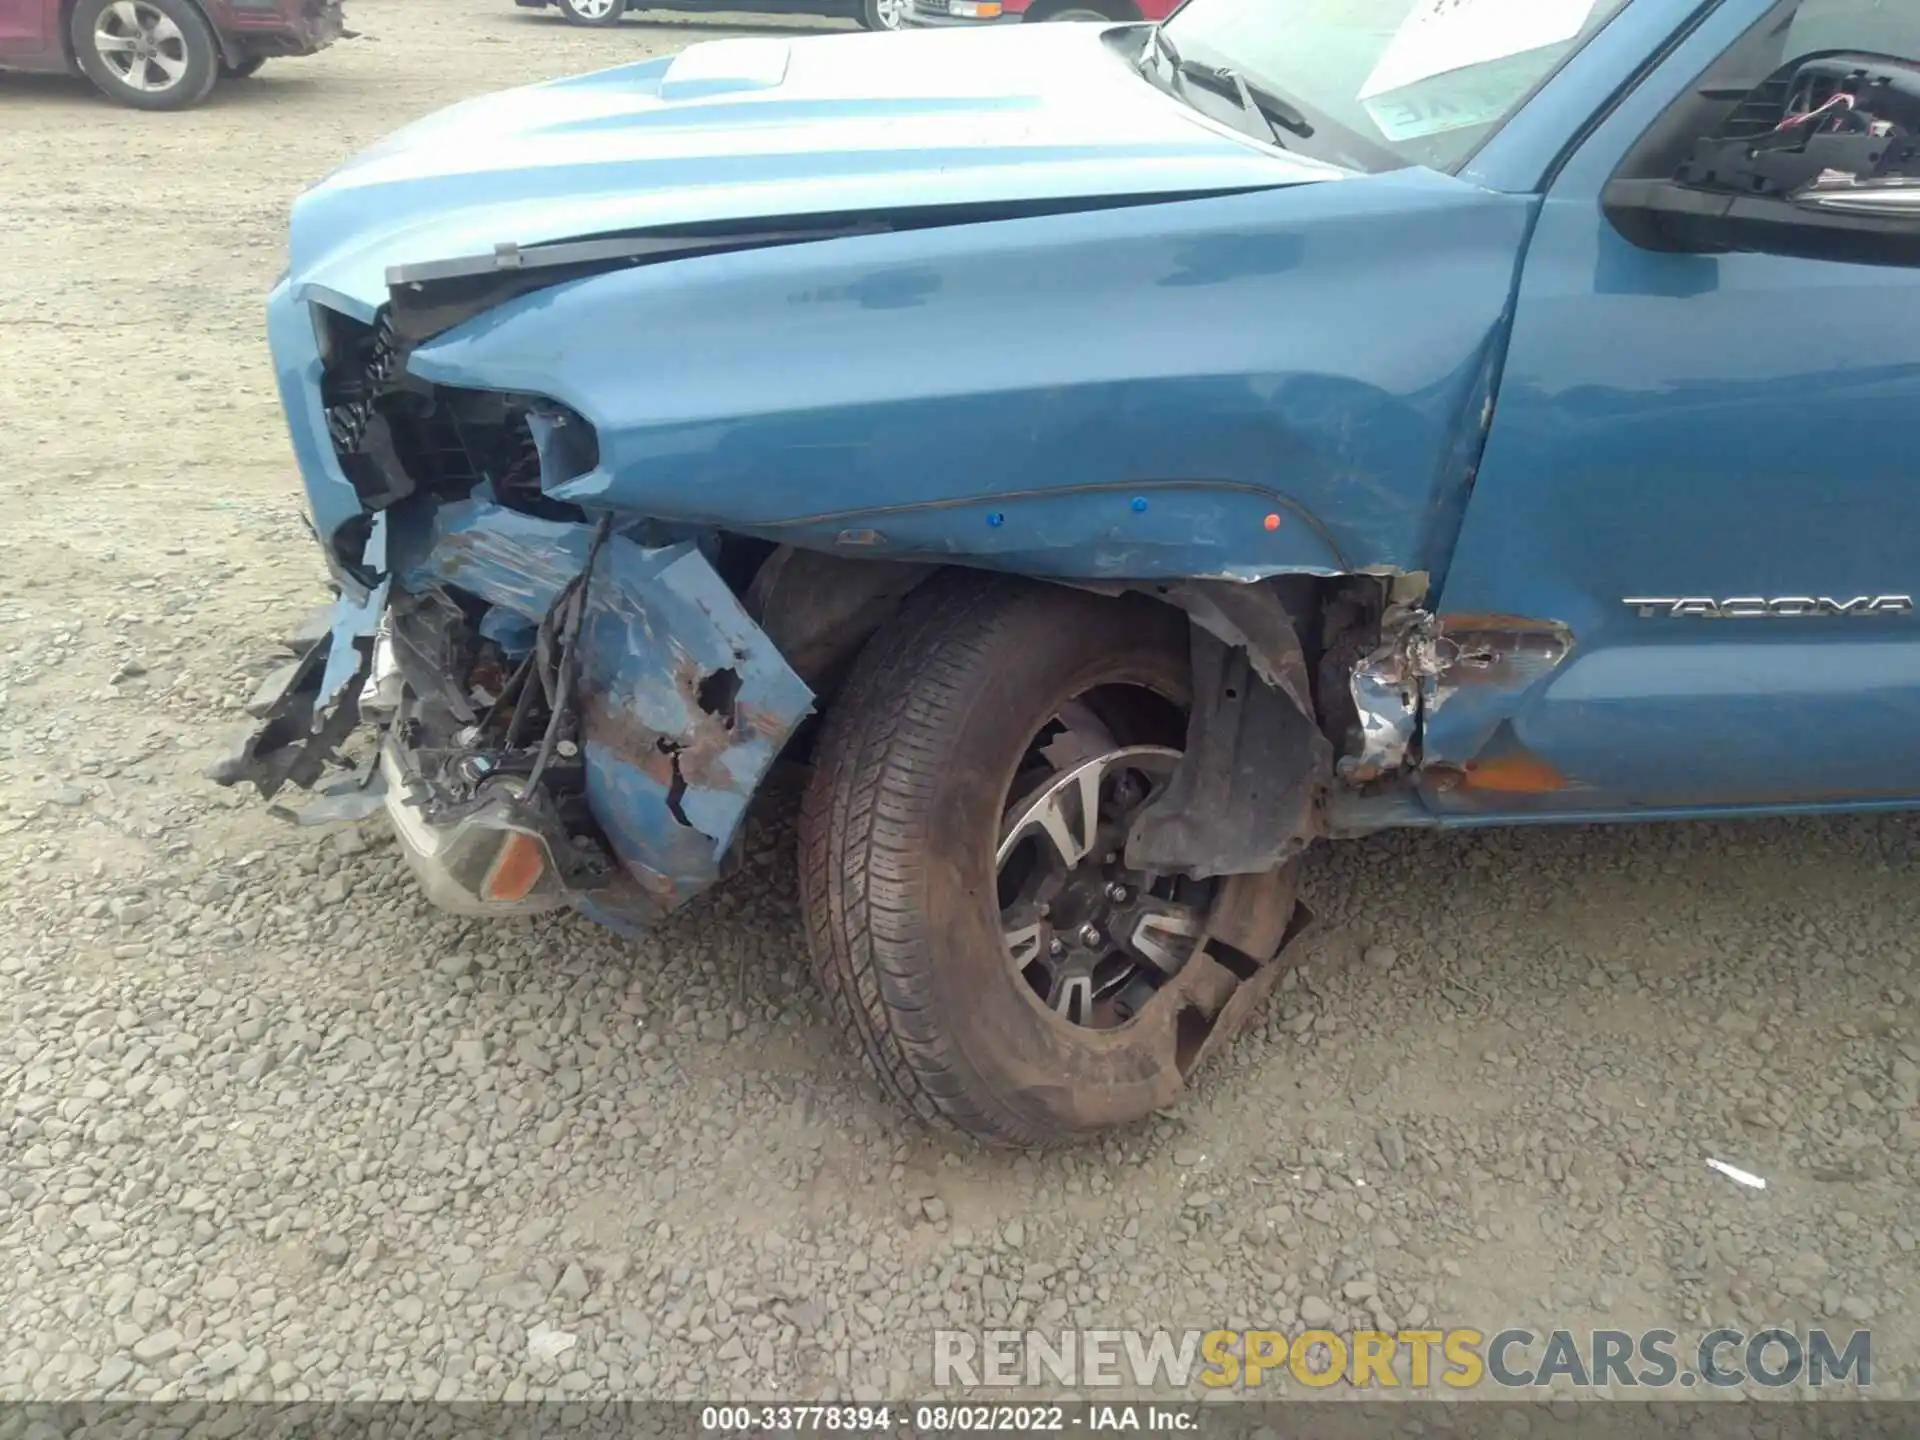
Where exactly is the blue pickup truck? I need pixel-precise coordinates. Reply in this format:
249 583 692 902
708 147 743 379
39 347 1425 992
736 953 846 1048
221 0 1919 1145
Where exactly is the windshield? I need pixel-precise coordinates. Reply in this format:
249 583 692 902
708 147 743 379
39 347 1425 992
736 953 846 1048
1156 0 1636 172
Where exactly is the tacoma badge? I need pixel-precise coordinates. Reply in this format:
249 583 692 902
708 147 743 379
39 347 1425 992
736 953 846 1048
1622 596 1915 618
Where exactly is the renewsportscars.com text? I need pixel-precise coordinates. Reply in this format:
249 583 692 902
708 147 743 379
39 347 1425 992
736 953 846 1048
933 1327 1871 1391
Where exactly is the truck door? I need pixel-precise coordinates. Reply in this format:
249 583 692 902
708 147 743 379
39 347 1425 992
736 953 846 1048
1425 0 1920 819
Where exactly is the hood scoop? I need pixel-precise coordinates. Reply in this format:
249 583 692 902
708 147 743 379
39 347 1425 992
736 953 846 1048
658 38 792 101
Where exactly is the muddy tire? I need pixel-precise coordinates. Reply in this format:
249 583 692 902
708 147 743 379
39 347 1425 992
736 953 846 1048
800 573 1291 1146
71 0 219 111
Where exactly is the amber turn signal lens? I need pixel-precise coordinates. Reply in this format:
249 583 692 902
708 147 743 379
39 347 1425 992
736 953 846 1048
482 832 547 903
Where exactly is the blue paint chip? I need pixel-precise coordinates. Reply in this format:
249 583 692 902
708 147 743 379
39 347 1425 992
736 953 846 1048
987 512 1005 528
1131 497 1148 514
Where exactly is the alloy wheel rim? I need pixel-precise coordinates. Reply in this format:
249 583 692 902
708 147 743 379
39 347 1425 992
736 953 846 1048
573 0 618 15
874 0 909 28
996 744 1211 1030
93 0 188 92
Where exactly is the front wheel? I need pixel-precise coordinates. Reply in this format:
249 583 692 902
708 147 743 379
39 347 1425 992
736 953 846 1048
72 0 219 110
556 0 624 24
800 574 1298 1146
857 0 910 30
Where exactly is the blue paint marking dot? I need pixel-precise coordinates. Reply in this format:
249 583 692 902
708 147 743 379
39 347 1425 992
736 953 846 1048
987 512 1005 528
1130 497 1148 513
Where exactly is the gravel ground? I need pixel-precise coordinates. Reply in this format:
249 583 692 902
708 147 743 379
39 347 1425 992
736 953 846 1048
4 0 1920 1407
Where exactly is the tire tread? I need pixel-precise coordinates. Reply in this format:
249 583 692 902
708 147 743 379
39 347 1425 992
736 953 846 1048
799 575 1049 1147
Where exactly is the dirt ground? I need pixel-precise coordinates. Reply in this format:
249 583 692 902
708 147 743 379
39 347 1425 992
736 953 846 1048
3 0 1920 1407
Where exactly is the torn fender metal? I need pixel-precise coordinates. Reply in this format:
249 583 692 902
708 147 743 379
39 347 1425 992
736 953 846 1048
397 499 815 913
1339 607 1575 788
1426 613 1575 714
214 499 814 928
1339 603 1446 784
209 599 378 803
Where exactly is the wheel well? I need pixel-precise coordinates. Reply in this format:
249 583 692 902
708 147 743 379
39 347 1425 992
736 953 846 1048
734 545 1368 872
726 541 1365 725
1023 0 1142 19
61 0 237 66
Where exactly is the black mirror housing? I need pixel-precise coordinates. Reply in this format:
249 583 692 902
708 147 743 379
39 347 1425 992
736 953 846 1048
1605 50 1920 268
1604 175 1920 266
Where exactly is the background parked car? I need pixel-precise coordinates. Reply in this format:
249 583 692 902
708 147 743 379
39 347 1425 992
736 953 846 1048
908 0 1178 26
0 0 342 109
520 0 912 31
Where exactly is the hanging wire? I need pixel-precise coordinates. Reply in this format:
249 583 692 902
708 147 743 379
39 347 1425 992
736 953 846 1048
526 514 614 794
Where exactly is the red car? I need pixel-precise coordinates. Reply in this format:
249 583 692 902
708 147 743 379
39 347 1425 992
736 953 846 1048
0 0 342 109
907 0 1177 24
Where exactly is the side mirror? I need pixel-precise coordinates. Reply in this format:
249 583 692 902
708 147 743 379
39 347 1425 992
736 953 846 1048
1604 51 1920 269
1603 174 1920 268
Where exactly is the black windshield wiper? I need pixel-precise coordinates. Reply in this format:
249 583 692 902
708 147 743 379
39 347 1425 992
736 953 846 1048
1176 60 1315 146
1135 24 1313 150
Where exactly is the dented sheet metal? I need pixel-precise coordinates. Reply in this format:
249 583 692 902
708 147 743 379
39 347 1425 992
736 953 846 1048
1341 606 1575 787
1341 606 1444 783
213 498 814 929
399 500 815 911
1419 613 1576 789
1428 613 1574 713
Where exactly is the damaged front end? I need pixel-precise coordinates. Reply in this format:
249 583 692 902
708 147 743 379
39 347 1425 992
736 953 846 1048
213 304 813 934
218 22 1535 932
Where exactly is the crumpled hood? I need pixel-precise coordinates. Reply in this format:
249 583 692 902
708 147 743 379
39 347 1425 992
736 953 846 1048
288 23 1347 314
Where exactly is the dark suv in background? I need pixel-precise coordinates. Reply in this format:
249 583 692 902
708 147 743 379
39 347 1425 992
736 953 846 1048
0 0 342 108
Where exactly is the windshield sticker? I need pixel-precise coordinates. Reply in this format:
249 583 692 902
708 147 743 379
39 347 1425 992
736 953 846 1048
1362 50 1548 141
1358 0 1598 101
1364 87 1512 141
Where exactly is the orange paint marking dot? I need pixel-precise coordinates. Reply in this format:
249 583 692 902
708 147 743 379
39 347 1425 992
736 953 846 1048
1263 513 1281 532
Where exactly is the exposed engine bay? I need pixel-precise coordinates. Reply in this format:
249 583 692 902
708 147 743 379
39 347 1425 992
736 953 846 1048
316 307 600 568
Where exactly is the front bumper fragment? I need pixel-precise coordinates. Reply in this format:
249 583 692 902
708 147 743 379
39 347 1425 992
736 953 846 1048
211 500 815 932
906 2 1024 24
225 0 346 57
